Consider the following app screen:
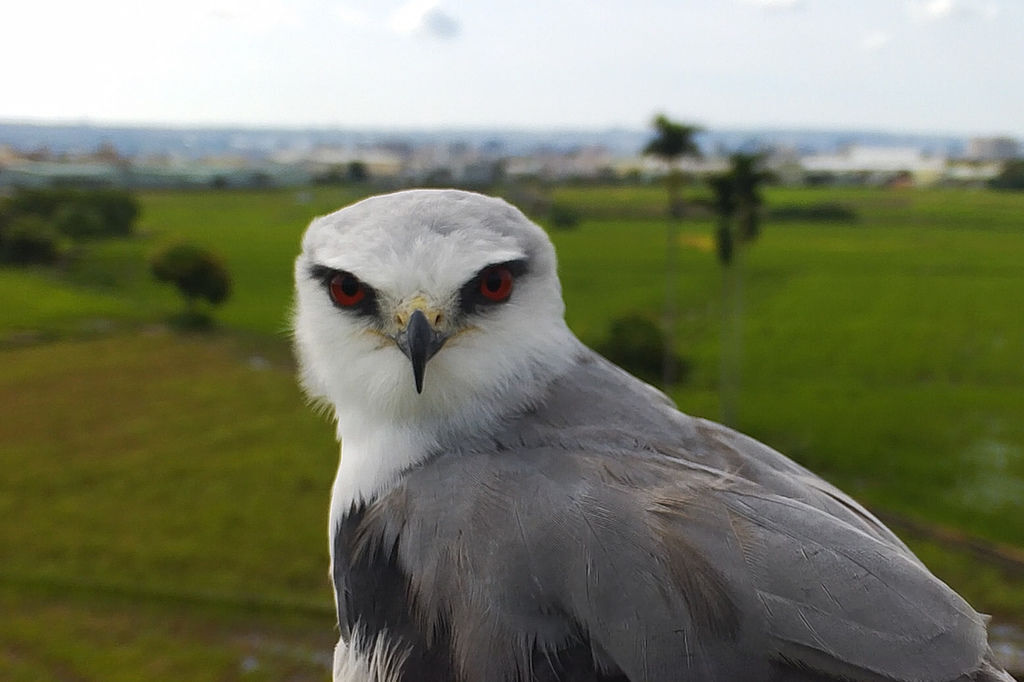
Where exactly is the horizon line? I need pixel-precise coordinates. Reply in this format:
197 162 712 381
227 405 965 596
0 117 1016 141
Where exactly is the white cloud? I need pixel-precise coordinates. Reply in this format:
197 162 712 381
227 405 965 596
421 7 459 38
980 2 1002 20
908 0 1002 21
333 4 371 27
737 0 802 9
923 0 955 18
387 0 460 38
330 0 459 39
861 30 892 50
207 0 301 33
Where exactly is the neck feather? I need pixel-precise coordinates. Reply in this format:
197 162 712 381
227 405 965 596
329 326 582 510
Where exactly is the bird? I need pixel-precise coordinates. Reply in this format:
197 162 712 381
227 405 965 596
291 189 1015 682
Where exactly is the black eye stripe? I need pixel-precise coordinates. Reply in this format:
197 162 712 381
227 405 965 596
308 260 527 318
308 264 335 283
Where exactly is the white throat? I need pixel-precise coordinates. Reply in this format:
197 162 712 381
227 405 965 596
325 330 581 590
326 322 581 525
331 412 446 511
327 420 432 550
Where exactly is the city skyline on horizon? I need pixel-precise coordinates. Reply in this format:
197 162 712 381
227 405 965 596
3 119 1003 162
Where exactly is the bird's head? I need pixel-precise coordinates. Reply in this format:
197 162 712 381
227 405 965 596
293 189 577 434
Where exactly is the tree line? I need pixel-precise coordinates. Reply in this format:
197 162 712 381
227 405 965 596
1 187 230 326
0 188 140 264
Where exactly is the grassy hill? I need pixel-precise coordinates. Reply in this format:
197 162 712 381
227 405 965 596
2 184 1023 679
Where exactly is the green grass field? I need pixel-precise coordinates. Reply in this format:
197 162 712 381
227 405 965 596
551 186 1024 542
2 183 1024 678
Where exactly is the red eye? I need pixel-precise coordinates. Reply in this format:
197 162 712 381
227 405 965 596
479 266 513 302
329 273 366 306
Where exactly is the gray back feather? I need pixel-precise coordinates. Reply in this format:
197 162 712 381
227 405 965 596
350 349 999 681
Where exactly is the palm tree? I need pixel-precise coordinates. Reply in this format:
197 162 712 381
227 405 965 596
644 114 702 219
729 152 769 243
710 152 770 265
708 173 736 266
643 114 702 387
708 152 770 425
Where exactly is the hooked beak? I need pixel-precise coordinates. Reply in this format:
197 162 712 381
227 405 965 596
394 308 448 394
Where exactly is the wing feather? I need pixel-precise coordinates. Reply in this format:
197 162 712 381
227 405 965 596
357 446 992 682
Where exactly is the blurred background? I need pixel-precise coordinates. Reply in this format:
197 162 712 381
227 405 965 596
2 0 1023 679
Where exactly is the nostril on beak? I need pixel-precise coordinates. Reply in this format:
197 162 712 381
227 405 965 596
396 308 441 329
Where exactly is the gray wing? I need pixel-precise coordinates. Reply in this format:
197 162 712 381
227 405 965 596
503 350 918 557
362 446 996 682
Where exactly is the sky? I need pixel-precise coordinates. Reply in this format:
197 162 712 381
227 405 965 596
3 0 1023 136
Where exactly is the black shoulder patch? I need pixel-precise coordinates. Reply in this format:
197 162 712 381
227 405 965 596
333 505 457 682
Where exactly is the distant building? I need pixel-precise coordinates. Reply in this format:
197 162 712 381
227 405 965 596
944 160 1003 184
271 146 404 178
0 161 124 188
966 137 1020 161
0 158 310 190
505 145 618 181
799 145 947 186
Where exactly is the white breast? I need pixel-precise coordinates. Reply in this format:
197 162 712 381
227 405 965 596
333 627 408 682
327 421 435 569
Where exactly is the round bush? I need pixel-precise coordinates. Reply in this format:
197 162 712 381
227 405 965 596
53 204 107 239
151 243 231 308
0 215 61 265
595 312 689 386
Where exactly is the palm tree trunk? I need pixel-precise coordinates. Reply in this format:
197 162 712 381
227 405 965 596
661 169 683 388
662 217 679 387
720 244 743 427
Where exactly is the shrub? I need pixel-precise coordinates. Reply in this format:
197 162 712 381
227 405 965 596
151 243 231 313
53 203 107 239
989 160 1024 191
347 160 369 183
4 188 139 237
0 215 61 265
3 188 68 219
595 312 689 387
548 203 581 230
89 189 139 236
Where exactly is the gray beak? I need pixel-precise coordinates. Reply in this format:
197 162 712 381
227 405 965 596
395 309 448 394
